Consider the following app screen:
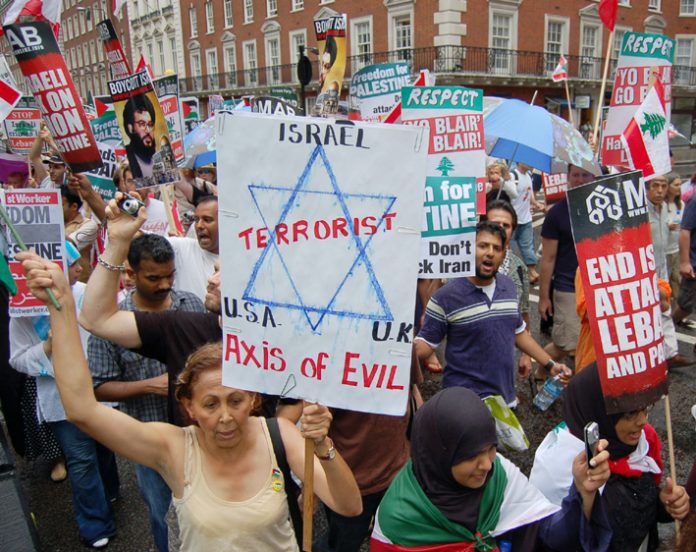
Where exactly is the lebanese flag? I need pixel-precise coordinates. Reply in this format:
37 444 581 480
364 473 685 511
599 0 618 32
620 78 671 180
1 0 61 38
551 55 568 82
0 79 22 125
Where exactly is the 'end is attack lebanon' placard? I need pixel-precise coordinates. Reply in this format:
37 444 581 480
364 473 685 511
601 32 673 168
217 113 428 415
568 171 667 413
3 21 102 173
2 189 66 317
401 86 485 279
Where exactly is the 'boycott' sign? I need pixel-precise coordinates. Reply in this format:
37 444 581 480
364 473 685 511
2 20 102 173
568 171 668 413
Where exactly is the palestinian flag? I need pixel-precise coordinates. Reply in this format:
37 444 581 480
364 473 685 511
551 55 568 83
620 77 671 180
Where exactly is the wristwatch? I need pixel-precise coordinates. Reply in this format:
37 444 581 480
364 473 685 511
315 437 336 461
544 359 557 373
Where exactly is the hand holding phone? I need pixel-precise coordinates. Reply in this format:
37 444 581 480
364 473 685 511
584 421 600 463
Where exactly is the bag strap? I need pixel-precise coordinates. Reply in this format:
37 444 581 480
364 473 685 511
267 417 303 547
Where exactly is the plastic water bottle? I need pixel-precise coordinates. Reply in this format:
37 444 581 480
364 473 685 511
533 375 563 411
499 540 512 552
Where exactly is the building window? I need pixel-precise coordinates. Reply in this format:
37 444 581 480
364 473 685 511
292 0 303 11
157 40 165 73
205 2 214 34
351 17 373 72
169 37 178 72
544 18 568 72
190 51 202 88
675 38 694 84
267 0 277 18
648 0 661 10
580 24 601 79
243 41 258 85
618 0 630 5
289 30 306 82
490 11 515 74
391 13 412 62
189 7 198 38
611 27 630 61
224 44 237 87
244 0 254 23
224 0 233 27
681 0 696 16
265 36 281 84
147 43 154 66
206 49 219 89
90 42 97 65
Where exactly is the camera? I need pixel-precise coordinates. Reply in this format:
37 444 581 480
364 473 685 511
118 194 145 217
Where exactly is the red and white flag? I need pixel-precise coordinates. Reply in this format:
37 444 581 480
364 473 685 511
0 79 22 124
621 78 671 180
551 55 568 82
1 0 61 38
112 0 126 17
136 54 154 80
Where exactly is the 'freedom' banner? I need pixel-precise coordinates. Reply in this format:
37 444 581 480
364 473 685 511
348 62 411 122
568 171 668 413
3 20 102 173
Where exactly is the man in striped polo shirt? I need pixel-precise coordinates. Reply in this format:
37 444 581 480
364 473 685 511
415 221 570 406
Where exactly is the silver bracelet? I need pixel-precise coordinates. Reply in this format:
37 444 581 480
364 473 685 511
97 255 125 273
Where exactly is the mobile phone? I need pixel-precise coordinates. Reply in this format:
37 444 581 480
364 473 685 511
118 194 145 217
584 421 600 462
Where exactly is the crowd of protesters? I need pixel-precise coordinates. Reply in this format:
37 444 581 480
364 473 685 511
1 122 696 552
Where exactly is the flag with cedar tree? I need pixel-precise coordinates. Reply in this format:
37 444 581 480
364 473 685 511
551 55 568 82
620 77 670 180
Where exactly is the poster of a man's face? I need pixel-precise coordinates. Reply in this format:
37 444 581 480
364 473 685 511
123 94 157 179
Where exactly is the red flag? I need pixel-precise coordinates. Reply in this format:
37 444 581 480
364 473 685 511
1 0 61 38
599 0 618 32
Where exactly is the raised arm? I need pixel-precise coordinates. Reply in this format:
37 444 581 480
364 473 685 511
17 251 182 475
280 404 362 517
78 194 147 349
68 173 107 222
29 125 50 183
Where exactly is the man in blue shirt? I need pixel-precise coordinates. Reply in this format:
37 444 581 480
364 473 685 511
415 221 570 405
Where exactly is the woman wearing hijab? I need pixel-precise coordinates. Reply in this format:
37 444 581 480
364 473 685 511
530 363 690 551
371 387 612 551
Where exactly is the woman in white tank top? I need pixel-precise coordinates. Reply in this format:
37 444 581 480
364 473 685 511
18 250 363 551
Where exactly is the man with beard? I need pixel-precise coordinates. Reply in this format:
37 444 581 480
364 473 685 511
123 94 157 179
166 195 218 302
415 221 570 406
88 234 204 552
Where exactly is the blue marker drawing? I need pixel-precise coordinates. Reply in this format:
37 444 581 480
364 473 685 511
243 144 397 331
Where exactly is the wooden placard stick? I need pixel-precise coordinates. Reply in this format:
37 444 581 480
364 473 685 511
303 437 315 551
663 395 680 537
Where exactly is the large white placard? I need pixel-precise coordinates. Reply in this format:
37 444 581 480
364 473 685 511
217 113 428 415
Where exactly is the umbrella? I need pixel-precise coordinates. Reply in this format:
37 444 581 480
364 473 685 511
483 97 600 175
183 115 216 169
0 153 29 183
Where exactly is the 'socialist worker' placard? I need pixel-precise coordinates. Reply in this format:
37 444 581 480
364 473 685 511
2 189 66 317
217 113 428 416
401 86 485 279
568 171 668 414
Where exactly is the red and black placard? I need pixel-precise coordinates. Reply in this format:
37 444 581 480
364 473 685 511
568 170 668 414
96 18 131 79
2 20 102 173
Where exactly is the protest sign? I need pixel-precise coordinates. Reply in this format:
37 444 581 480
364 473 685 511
217 113 428 415
2 189 65 317
568 171 668 414
313 14 347 117
181 96 199 133
3 96 41 154
109 69 178 188
401 86 485 279
208 94 224 116
251 96 301 116
600 32 674 168
86 142 118 201
153 74 185 162
90 110 121 146
3 21 102 172
96 18 131 79
542 173 568 203
348 62 411 122
269 86 299 108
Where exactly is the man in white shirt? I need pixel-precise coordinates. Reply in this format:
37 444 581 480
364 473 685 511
167 195 218 301
509 163 543 284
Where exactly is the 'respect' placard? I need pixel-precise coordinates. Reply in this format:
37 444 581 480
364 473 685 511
401 86 485 279
217 113 428 415
568 171 668 413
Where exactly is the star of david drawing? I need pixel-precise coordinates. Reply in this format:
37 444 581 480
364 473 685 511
243 144 397 331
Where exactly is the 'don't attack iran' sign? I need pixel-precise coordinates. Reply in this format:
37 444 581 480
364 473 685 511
568 171 668 414
401 86 485 279
217 113 428 415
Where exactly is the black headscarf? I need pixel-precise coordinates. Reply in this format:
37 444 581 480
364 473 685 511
411 387 498 531
563 362 637 459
